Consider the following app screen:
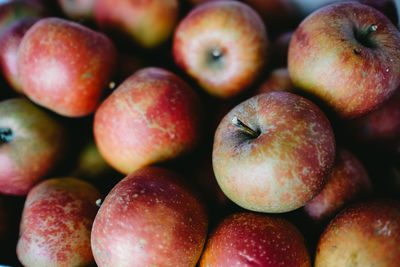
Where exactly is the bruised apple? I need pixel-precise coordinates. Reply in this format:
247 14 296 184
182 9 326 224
212 91 336 213
91 166 208 267
16 177 101 266
18 17 117 117
94 67 203 174
200 212 311 267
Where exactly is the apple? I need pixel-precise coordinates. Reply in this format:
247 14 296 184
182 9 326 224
17 17 117 117
16 177 101 266
173 1 268 98
347 88 400 154
0 17 37 94
200 212 311 267
91 166 208 267
93 67 203 175
212 91 336 213
269 31 293 68
357 0 398 26
288 2 400 118
0 98 68 195
255 68 294 95
94 0 179 48
58 0 95 21
304 147 372 223
315 199 400 266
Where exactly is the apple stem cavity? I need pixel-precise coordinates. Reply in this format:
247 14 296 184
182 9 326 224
354 24 378 49
0 127 14 144
232 117 260 138
206 47 224 69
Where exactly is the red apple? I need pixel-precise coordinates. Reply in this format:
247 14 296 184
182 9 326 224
255 68 294 95
213 91 336 213
173 1 268 98
16 177 101 266
0 98 68 195
200 212 311 267
93 67 203 174
315 199 400 266
288 2 400 118
0 17 37 94
304 147 372 222
94 0 179 48
58 0 95 20
18 17 117 117
91 166 208 267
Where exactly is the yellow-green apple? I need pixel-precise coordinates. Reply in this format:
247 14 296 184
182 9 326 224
94 0 179 48
58 0 95 21
17 17 117 117
288 2 400 118
91 166 208 267
315 199 400 267
0 18 37 94
0 98 67 195
16 177 101 267
255 68 294 95
200 212 311 267
212 91 336 213
93 67 203 174
347 88 400 154
304 147 372 223
173 1 268 98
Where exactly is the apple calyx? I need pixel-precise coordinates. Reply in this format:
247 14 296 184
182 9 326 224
232 116 260 138
354 24 378 49
0 127 14 144
206 47 225 69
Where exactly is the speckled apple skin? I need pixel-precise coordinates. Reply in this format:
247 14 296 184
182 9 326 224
18 17 117 117
91 166 208 267
0 98 67 196
213 92 336 213
315 199 400 267
95 0 178 48
16 177 101 267
288 2 400 118
173 1 268 98
304 147 372 222
200 212 311 267
93 67 203 175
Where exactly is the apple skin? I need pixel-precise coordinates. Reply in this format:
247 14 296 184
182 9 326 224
18 17 117 117
315 199 400 267
200 212 311 267
288 2 400 118
212 91 336 213
173 1 268 98
93 67 203 175
58 0 95 20
0 98 68 196
91 166 208 267
16 177 101 267
255 68 294 95
0 17 37 94
94 0 179 48
347 88 400 154
304 147 372 223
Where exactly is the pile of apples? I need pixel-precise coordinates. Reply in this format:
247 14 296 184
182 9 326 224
0 0 399 266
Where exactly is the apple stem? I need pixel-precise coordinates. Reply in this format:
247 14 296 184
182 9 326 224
231 117 260 138
0 128 13 144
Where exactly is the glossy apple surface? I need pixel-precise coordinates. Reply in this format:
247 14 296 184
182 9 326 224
94 67 203 174
16 177 101 266
200 212 311 267
0 98 67 195
288 2 400 118
18 17 117 117
58 0 95 20
173 1 268 98
315 199 400 267
304 147 372 222
213 91 336 213
91 166 208 267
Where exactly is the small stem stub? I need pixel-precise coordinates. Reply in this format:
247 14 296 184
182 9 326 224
0 128 14 144
231 117 260 138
